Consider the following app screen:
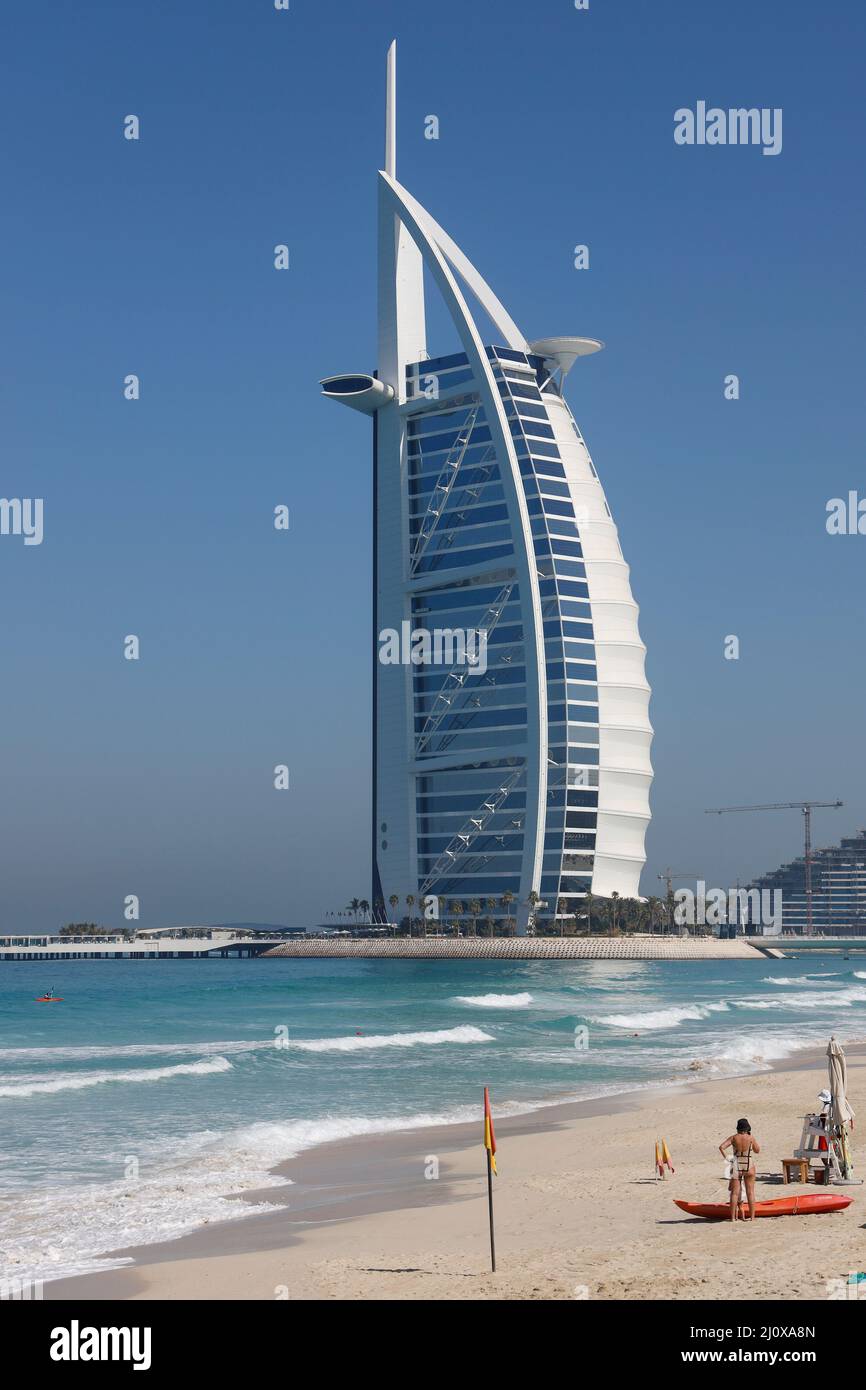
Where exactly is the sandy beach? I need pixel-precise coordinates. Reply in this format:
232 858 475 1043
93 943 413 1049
47 1043 866 1302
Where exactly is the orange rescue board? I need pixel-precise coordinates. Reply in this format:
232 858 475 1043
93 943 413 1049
674 1194 852 1220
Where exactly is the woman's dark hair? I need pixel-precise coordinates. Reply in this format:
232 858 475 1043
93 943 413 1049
736 1118 751 1134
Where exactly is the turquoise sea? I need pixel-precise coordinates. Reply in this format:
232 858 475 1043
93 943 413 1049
2 954 865 1282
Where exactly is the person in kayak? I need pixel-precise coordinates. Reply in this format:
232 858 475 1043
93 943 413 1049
720 1118 760 1222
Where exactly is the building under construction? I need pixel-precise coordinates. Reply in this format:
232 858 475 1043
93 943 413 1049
746 829 866 935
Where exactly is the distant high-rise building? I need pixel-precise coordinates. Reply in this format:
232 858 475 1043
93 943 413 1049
322 44 652 933
747 829 866 935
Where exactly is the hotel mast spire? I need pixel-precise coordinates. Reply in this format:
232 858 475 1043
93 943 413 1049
376 39 425 387
385 39 396 178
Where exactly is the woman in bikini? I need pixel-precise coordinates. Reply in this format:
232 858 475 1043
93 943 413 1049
720 1118 760 1222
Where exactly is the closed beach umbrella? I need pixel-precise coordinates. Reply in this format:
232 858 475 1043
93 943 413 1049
827 1037 855 1126
827 1036 854 1179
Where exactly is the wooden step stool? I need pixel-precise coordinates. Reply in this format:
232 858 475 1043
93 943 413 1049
781 1158 810 1184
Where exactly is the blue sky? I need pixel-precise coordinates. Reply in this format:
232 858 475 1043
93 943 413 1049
2 0 864 930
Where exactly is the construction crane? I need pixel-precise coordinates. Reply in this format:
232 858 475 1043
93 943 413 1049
705 801 843 936
657 868 702 935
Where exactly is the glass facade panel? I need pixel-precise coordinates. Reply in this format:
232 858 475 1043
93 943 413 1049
398 347 602 919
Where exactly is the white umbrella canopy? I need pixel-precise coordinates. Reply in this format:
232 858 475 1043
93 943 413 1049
827 1036 855 1127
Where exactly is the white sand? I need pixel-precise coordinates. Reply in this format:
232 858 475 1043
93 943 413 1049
50 1046 866 1301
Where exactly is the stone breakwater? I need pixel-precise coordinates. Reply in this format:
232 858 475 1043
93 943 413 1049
263 936 773 961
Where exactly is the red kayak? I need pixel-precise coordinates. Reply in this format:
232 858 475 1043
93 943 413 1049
35 996 63 1003
675 1194 852 1221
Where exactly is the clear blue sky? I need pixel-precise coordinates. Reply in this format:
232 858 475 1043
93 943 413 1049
2 1 864 930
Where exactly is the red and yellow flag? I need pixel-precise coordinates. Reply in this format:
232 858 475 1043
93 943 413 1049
483 1086 497 1175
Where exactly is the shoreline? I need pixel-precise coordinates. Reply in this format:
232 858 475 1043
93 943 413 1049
46 1037 866 1301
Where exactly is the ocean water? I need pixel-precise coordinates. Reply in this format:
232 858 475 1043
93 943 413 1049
2 953 865 1283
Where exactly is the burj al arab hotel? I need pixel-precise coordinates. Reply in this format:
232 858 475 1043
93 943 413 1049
322 44 652 934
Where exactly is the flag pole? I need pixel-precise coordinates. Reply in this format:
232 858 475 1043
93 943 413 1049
483 1084 496 1272
486 1143 496 1273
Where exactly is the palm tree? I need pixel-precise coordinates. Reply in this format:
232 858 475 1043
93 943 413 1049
583 888 594 936
388 894 399 929
610 890 621 935
555 896 568 937
359 899 370 924
450 900 464 936
406 893 415 936
643 895 662 935
348 898 361 923
469 898 482 937
500 890 516 937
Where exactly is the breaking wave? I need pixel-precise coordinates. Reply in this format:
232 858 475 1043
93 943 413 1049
593 1003 729 1030
289 1025 494 1052
453 993 533 1008
0 1057 233 1099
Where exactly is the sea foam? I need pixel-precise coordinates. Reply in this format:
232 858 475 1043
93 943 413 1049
594 1002 728 1030
289 1025 494 1052
0 1103 489 1286
0 1056 232 1099
733 985 866 1013
762 972 842 985
693 1033 815 1076
0 1039 269 1063
452 993 533 1008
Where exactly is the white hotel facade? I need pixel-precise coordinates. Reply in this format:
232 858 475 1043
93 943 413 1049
323 45 652 933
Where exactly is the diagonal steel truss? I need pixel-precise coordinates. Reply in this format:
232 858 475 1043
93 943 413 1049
409 403 481 575
418 765 523 897
433 593 558 756
415 582 515 755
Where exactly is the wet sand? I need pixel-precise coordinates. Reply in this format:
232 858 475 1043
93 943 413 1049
47 1043 866 1301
